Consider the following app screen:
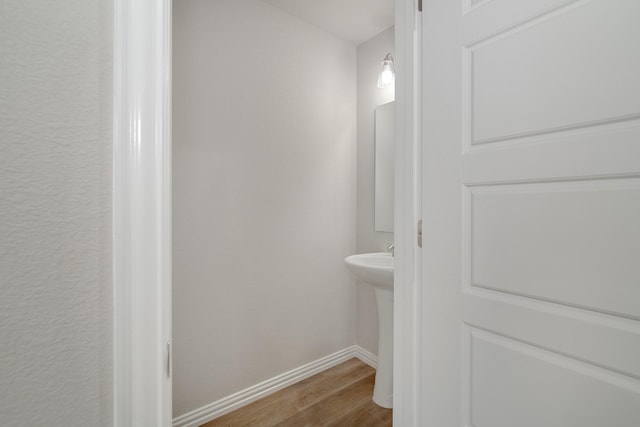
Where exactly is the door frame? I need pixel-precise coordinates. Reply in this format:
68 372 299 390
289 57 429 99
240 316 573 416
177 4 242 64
393 0 422 425
113 0 173 425
112 0 421 425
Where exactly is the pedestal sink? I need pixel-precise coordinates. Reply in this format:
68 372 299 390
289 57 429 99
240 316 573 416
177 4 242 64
344 252 393 408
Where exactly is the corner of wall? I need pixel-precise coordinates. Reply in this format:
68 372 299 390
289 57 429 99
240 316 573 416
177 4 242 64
355 26 396 355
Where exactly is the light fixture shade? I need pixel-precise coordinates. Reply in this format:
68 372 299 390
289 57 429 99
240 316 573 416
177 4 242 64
377 53 395 88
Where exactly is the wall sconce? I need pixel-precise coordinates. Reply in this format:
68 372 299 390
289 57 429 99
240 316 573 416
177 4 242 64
377 53 395 88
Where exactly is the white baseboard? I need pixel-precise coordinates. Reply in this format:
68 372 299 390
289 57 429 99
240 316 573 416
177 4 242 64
353 345 377 369
172 345 378 427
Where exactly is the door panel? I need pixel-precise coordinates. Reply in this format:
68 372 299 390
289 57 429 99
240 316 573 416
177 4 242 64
467 0 640 144
464 292 640 378
421 0 640 425
463 0 578 45
471 328 640 427
470 180 640 317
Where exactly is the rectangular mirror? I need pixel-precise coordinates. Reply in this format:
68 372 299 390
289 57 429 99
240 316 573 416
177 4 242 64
374 101 395 232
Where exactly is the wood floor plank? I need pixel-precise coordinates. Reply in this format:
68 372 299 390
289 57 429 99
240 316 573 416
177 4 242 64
202 361 367 427
327 405 388 427
202 386 298 427
199 358 391 427
271 410 325 427
272 375 376 426
290 360 375 411
303 375 376 422
367 401 393 424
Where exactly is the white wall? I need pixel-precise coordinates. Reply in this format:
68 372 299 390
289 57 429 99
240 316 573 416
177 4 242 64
172 0 357 417
356 28 395 354
0 1 113 425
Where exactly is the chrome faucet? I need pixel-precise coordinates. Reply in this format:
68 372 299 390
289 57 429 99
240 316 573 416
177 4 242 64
386 242 395 257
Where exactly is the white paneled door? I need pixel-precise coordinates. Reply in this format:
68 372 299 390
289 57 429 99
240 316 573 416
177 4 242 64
420 0 640 426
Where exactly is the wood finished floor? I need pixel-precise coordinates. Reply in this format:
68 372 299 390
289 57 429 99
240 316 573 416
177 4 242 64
200 358 392 427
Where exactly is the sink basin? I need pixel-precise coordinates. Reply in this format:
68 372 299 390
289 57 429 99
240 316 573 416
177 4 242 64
344 252 393 289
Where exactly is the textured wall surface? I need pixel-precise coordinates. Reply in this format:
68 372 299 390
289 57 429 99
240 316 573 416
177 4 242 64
0 1 113 425
356 28 395 354
173 0 357 417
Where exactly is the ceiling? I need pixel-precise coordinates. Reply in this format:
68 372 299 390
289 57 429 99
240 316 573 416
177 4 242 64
262 0 394 46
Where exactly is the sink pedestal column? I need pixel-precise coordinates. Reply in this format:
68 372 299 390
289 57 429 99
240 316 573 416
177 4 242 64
343 253 394 408
373 287 393 408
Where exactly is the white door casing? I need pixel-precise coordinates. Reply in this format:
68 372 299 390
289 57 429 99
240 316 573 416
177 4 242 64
421 0 640 426
393 0 423 425
113 0 172 425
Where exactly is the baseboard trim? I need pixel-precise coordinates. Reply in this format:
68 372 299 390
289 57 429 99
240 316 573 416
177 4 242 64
172 345 377 427
353 345 378 369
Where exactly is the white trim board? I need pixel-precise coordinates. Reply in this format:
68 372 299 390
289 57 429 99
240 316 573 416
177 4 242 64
172 346 377 427
113 0 172 424
393 0 422 425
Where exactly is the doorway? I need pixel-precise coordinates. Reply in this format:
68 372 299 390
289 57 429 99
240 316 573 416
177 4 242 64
113 1 421 426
